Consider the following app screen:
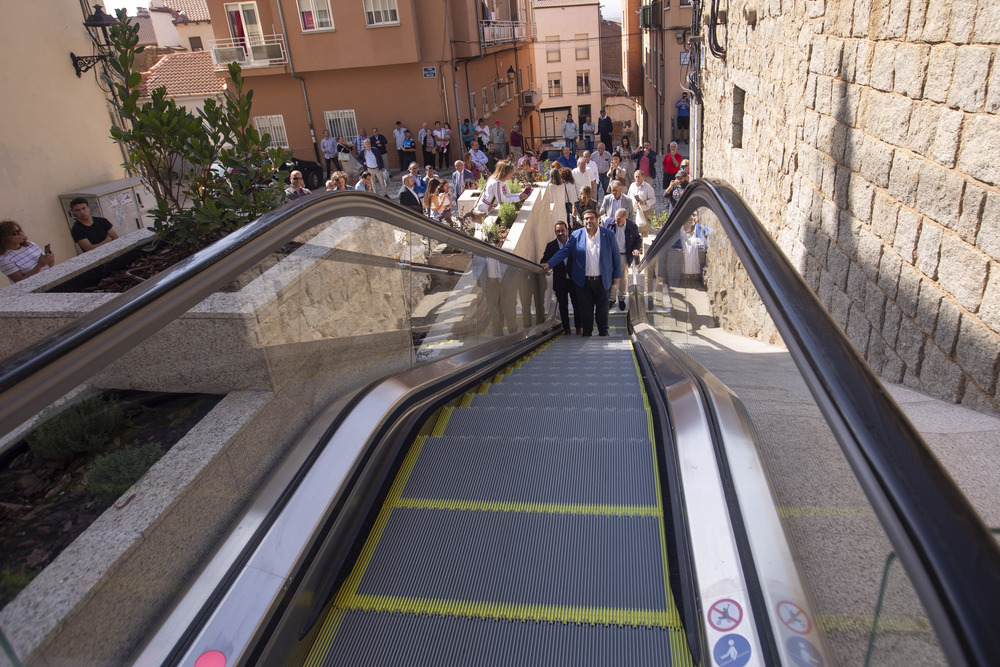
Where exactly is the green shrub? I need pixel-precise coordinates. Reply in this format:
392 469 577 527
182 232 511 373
475 175 488 192
86 442 164 511
482 221 499 245
507 178 523 194
648 210 669 231
27 395 125 461
497 202 518 229
0 568 35 607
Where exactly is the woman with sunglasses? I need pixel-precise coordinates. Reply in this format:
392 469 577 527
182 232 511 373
0 220 53 283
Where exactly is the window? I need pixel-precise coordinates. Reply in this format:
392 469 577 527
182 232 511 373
363 0 398 26
323 109 357 140
576 70 590 95
575 33 589 60
491 83 497 110
297 0 333 30
546 36 560 63
732 85 745 148
548 73 563 98
470 91 477 120
189 36 203 51
680 0 692 6
482 87 488 114
253 114 289 148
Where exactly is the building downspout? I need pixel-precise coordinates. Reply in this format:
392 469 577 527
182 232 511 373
275 1 320 163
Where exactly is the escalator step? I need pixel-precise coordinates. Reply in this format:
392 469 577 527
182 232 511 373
470 393 642 410
316 611 688 667
400 435 657 507
352 508 672 614
442 406 649 440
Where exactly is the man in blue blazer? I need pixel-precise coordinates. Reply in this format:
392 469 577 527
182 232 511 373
541 209 621 336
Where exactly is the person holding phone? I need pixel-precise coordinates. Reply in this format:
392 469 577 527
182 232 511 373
0 220 54 283
69 197 118 252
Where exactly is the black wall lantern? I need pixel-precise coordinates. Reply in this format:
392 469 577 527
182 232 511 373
71 5 118 78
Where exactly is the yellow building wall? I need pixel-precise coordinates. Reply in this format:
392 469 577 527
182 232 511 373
0 1 126 266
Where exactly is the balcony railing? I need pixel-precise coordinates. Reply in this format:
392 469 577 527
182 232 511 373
480 20 526 47
210 34 287 70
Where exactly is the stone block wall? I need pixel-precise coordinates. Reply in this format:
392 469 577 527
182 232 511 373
699 0 1000 411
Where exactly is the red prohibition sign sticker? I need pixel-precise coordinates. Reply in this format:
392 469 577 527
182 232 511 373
776 600 812 634
707 598 743 632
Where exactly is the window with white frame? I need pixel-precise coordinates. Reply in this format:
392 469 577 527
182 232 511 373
576 70 590 94
546 36 560 62
253 114 289 148
575 33 589 60
482 87 488 114
297 0 333 30
548 73 562 98
491 83 497 110
470 91 477 120
363 0 398 26
323 109 357 140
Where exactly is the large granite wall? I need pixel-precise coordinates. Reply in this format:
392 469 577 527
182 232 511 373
699 0 1000 411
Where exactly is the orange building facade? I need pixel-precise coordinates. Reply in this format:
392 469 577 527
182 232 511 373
204 0 541 171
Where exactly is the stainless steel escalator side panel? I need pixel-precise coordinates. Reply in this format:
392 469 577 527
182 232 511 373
133 326 553 667
635 322 833 667
632 322 766 667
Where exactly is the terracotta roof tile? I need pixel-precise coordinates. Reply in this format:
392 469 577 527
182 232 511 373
134 13 157 46
161 0 212 23
139 51 226 98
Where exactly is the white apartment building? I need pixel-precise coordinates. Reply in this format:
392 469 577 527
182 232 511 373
531 0 603 143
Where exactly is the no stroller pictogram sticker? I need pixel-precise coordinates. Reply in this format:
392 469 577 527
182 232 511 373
708 598 743 632
776 600 812 634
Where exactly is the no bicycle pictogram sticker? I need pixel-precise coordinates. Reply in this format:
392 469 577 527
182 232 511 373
776 600 812 634
708 598 743 632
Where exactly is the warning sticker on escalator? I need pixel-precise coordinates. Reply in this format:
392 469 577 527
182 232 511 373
776 600 812 634
708 598 743 632
712 633 752 667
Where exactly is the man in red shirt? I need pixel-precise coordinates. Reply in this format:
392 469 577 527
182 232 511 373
662 141 684 183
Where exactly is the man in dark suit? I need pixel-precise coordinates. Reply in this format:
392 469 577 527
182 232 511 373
605 208 642 310
541 210 621 337
398 174 423 214
540 221 579 335
597 109 613 150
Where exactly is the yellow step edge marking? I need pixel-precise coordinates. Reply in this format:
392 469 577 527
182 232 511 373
393 496 661 517
332 594 683 629
430 407 453 436
628 336 692 664
459 393 474 408
670 627 696 667
336 434 428 602
303 607 346 667
816 613 933 634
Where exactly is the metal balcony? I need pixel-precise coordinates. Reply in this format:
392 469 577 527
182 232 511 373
479 20 527 47
210 34 287 70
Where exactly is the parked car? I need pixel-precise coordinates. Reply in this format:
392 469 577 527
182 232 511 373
282 157 323 191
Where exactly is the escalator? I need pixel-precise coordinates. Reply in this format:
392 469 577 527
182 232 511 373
303 313 689 665
1 186 999 667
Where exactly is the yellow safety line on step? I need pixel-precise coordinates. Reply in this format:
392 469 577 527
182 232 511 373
393 497 661 517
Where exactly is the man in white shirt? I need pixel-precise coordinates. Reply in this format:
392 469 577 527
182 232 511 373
392 121 408 176
628 170 656 216
469 141 489 175
592 142 612 197
572 151 596 192
320 129 336 179
361 138 387 195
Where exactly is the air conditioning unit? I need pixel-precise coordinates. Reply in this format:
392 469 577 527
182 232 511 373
522 89 539 106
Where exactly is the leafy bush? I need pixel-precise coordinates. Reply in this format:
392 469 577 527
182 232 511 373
106 10 290 252
475 175 488 192
497 202 518 229
482 221 499 245
0 568 35 607
648 210 669 231
507 178 523 194
86 442 164 511
27 395 125 461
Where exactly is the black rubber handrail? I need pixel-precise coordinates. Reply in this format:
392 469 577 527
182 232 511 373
0 191 544 438
639 179 1000 667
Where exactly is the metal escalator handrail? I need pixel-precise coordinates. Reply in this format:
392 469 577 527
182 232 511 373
0 191 544 438
637 178 1000 667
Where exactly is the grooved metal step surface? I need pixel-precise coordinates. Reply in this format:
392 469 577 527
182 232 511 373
307 313 689 666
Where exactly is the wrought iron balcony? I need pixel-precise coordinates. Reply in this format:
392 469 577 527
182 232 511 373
479 20 527 47
210 34 287 70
